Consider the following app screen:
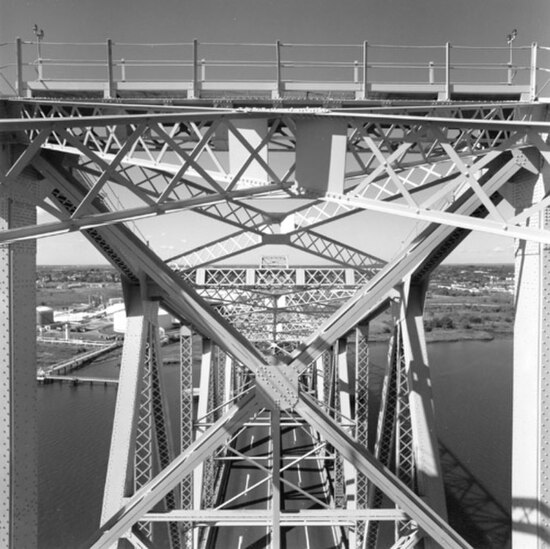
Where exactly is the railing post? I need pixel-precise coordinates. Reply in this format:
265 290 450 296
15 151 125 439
354 60 359 83
274 40 282 99
507 62 513 85
192 39 199 99
201 59 206 82
120 58 126 82
444 42 451 101
362 41 368 100
530 42 538 100
429 61 434 84
106 39 114 99
15 37 24 96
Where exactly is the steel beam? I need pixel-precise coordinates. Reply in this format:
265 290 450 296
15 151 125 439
142 509 409 524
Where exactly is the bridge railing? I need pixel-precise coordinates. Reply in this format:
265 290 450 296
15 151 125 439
1 39 547 99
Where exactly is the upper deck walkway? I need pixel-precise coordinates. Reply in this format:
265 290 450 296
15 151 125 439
2 39 550 104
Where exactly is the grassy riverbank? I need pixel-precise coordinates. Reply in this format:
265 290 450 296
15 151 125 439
368 291 513 343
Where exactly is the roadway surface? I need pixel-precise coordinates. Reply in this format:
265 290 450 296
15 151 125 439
211 411 340 549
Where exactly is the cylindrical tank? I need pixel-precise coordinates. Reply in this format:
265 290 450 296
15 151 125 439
36 306 54 326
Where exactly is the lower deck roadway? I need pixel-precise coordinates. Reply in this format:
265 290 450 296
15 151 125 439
210 412 339 549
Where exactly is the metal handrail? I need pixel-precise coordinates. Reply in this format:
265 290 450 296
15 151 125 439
6 38 548 100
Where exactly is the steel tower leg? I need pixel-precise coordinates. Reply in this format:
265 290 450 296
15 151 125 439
102 284 182 548
509 166 550 548
355 323 370 549
101 284 158 543
332 342 346 512
399 279 448 546
147 322 182 548
337 335 357 546
271 408 282 549
0 163 37 548
194 337 212 547
366 324 399 549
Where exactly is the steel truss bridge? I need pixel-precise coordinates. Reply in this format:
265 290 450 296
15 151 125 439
1 38 550 548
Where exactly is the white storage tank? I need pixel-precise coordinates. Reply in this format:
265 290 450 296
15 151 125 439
36 306 54 326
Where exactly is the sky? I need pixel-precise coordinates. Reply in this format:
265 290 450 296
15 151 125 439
2 0 549 265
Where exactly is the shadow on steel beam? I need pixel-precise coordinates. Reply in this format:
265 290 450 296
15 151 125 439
510 498 550 545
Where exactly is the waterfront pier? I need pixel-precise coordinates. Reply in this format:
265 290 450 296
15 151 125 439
1 38 550 548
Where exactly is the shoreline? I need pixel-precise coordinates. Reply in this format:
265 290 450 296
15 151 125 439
368 328 512 344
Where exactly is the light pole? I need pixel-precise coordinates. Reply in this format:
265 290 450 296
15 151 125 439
507 28 517 84
32 23 45 79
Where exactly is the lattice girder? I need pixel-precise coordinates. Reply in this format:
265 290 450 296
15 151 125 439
2 103 549 251
4 97 549 549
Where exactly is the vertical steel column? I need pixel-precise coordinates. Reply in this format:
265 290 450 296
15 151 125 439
194 337 212 526
179 326 193 548
223 353 234 413
274 40 282 100
101 285 156 534
103 286 181 548
322 350 332 412
366 325 399 549
134 321 155 542
337 335 356 548
393 323 417 541
214 346 226 421
191 39 199 99
271 408 282 549
106 39 115 99
15 38 24 96
314 352 327 409
399 279 447 548
332 342 346 511
0 160 37 549
148 323 182 549
355 323 369 548
509 166 550 548
202 344 217 510
362 41 368 100
295 118 347 194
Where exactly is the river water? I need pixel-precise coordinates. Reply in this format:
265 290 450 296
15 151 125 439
37 338 512 548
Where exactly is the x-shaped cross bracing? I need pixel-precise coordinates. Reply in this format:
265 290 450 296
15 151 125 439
35 149 524 548
1 102 548 547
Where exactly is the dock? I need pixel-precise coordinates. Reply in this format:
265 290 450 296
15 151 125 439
38 374 118 387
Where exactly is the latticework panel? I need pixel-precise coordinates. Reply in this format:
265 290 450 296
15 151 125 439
179 331 193 548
